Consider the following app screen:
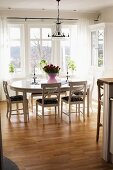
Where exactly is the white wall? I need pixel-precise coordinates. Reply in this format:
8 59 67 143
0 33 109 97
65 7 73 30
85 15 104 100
97 8 113 77
0 9 98 22
100 7 113 23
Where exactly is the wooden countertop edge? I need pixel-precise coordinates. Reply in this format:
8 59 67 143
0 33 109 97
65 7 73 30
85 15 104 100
97 78 113 85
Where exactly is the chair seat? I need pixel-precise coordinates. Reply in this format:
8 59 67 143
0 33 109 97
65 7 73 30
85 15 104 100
37 98 58 104
74 91 87 95
62 96 83 102
10 95 23 101
31 92 42 95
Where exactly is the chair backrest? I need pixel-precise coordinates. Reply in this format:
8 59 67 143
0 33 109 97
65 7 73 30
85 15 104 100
99 84 104 105
69 81 87 102
3 81 10 101
41 83 61 104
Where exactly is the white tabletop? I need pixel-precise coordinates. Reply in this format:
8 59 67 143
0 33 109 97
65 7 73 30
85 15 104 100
10 79 70 93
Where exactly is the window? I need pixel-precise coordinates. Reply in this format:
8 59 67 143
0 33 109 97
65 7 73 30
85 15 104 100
98 30 104 67
60 26 77 74
7 23 77 77
29 26 52 74
8 24 24 74
91 31 96 66
61 40 70 72
91 29 104 67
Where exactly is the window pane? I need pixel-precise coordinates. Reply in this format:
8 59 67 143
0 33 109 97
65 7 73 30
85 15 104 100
10 41 20 47
61 40 70 72
8 25 23 74
91 31 97 66
29 27 52 73
10 41 21 70
30 40 41 67
42 41 51 61
42 28 51 39
30 28 40 39
9 27 20 39
98 30 104 67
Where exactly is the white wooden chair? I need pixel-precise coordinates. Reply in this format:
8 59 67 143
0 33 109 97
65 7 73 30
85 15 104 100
36 83 61 125
31 87 66 112
3 81 29 120
61 81 87 123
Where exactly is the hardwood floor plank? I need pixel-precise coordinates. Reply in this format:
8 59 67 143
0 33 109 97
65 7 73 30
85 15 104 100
0 102 113 170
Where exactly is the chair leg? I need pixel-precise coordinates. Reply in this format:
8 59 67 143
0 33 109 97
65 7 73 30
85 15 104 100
16 103 19 114
26 100 29 121
9 104 12 120
78 104 80 115
42 107 44 125
76 104 77 114
61 101 63 121
58 105 60 123
36 102 38 119
31 96 33 112
55 106 56 119
96 103 101 142
83 103 85 122
69 104 71 123
6 102 9 118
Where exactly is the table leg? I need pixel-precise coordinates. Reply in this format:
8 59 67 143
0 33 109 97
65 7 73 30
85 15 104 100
16 91 19 113
96 84 101 142
23 91 28 123
87 87 89 117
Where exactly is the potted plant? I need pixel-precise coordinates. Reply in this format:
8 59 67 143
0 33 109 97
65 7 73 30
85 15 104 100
39 59 48 70
67 57 76 72
9 63 15 73
65 57 76 81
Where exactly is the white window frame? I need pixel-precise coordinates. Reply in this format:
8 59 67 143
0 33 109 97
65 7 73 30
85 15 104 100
27 24 52 75
8 23 25 78
7 22 75 79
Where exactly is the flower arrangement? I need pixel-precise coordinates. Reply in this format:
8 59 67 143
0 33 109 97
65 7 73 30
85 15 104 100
43 64 60 74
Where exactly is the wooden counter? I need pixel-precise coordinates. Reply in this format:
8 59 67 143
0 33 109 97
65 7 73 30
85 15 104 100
97 78 113 85
97 78 113 163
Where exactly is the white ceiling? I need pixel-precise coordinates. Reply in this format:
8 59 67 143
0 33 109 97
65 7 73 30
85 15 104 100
0 0 113 12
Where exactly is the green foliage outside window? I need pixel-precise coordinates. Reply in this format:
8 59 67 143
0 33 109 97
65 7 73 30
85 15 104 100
98 54 103 67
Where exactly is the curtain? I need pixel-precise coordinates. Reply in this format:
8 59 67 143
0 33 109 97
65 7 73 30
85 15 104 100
75 18 93 78
0 17 9 100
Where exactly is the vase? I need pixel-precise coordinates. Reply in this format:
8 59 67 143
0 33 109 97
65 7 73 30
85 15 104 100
47 73 57 83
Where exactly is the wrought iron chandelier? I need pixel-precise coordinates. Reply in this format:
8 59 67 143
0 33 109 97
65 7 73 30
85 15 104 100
48 0 69 38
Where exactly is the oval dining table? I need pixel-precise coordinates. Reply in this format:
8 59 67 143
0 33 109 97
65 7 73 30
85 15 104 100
9 79 90 123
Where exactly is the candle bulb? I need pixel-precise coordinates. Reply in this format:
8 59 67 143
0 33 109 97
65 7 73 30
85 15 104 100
67 65 68 78
66 64 68 73
32 65 37 85
34 66 35 76
33 66 36 84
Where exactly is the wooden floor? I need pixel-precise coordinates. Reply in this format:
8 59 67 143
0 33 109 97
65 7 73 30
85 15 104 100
0 102 113 170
